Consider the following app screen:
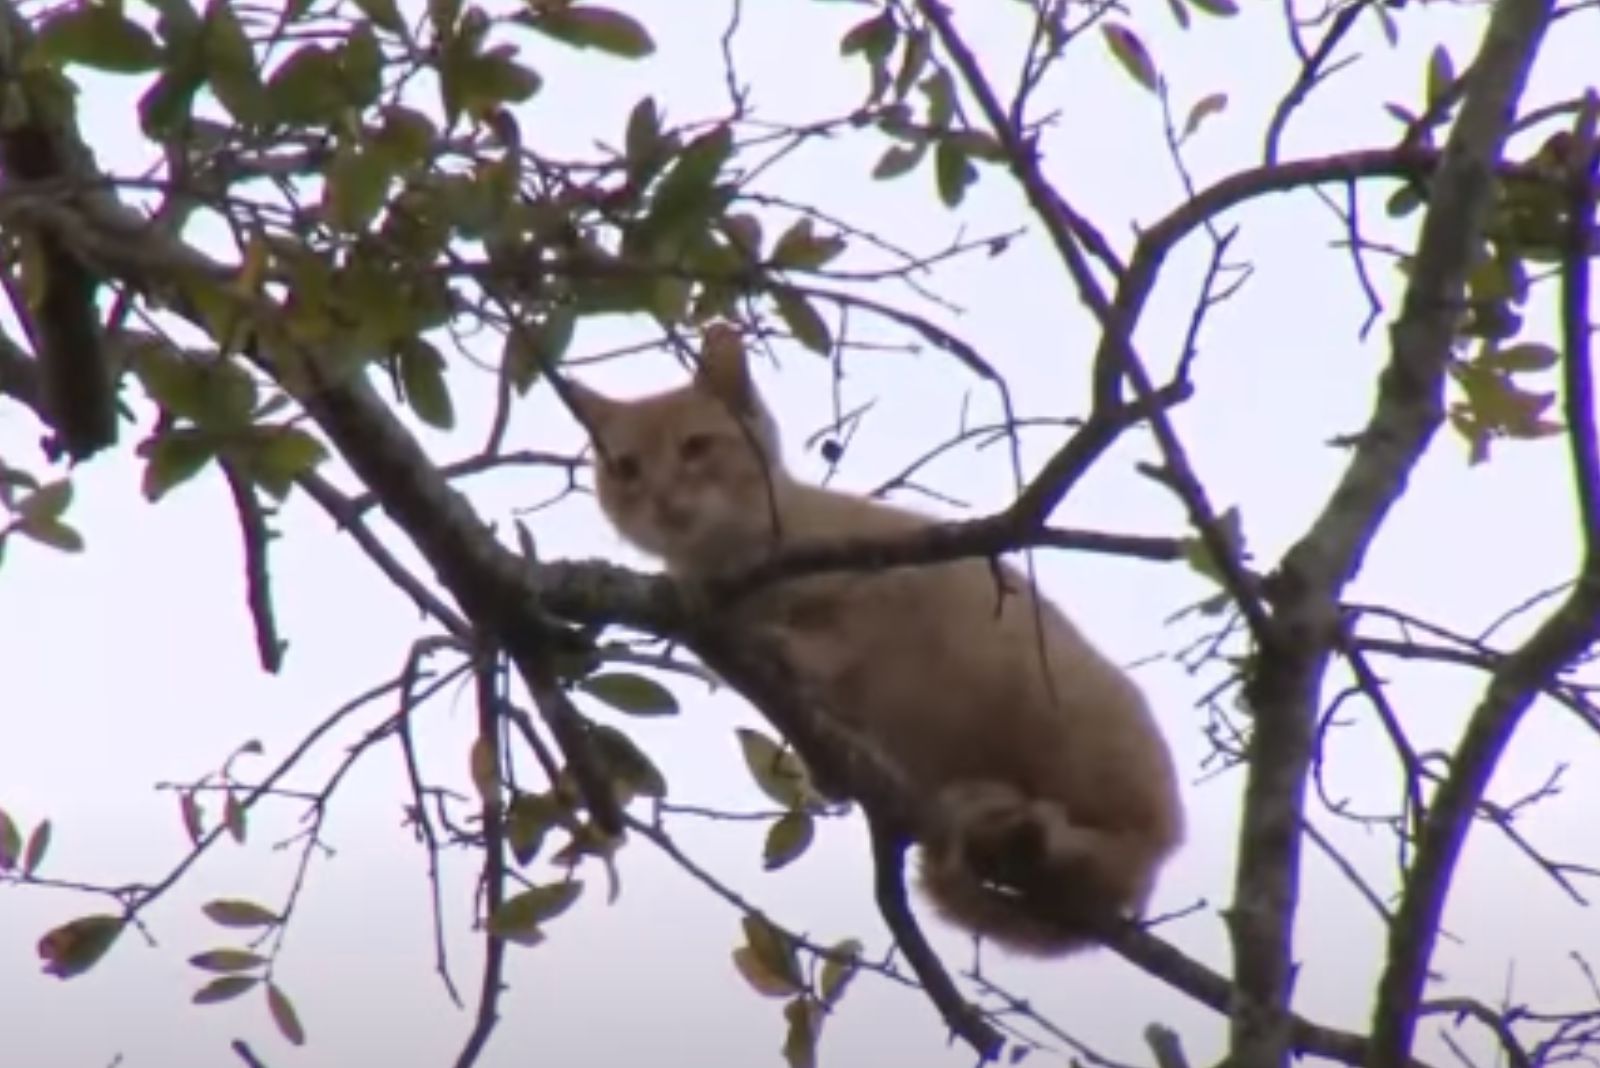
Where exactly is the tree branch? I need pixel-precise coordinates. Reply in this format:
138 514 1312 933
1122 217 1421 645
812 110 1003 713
1353 4 1562 1067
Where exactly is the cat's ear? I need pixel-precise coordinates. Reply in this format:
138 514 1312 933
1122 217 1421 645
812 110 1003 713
694 322 758 411
564 379 615 437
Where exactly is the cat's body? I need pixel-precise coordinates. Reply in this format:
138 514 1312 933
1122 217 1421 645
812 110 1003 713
569 327 1184 955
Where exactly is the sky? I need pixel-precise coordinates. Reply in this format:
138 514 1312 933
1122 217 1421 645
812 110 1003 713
2 1 1598 1067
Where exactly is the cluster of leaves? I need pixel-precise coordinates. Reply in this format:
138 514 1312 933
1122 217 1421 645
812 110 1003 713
0 805 53 883
1378 43 1574 463
184 900 305 1047
737 727 835 872
731 914 862 1068
175 738 267 847
0 474 84 568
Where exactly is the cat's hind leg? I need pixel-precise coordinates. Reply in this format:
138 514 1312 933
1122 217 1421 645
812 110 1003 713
916 779 1159 955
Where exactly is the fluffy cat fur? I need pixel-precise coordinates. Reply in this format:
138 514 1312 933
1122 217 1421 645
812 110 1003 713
568 326 1184 956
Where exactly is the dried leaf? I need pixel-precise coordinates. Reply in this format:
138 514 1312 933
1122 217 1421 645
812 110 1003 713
267 982 307 1046
1101 24 1159 94
38 915 125 979
1183 92 1228 138
201 899 281 929
194 975 260 1004
189 949 267 973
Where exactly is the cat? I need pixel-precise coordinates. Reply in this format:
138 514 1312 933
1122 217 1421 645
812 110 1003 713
566 324 1184 955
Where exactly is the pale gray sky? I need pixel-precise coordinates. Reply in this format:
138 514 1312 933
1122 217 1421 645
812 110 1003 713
2 2 1597 1067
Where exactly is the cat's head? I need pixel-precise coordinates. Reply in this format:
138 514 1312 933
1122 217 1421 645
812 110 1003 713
568 325 787 572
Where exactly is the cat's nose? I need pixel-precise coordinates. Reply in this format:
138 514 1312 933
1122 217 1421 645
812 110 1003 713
653 498 692 532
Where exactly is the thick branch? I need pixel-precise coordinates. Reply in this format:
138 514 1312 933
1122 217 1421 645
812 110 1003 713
1354 4 1560 1068
0 7 118 461
291 369 623 834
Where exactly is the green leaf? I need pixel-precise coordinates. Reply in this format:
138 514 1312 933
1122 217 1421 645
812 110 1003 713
17 480 72 524
743 916 803 989
506 791 562 866
266 44 347 125
1186 0 1239 14
624 95 665 181
141 430 217 502
736 728 814 809
892 28 930 101
782 997 824 1068
871 143 924 180
505 307 575 395
353 0 406 35
732 946 801 998
267 982 306 1046
934 139 976 207
325 145 394 233
580 672 679 717
1102 23 1159 94
23 820 51 876
141 63 205 139
202 899 281 929
189 949 267 973
1482 342 1559 373
194 975 260 1004
762 811 814 871
222 792 247 844
1386 183 1425 218
398 339 455 429
180 791 205 845
919 69 955 130
17 514 84 553
204 1 265 124
489 882 583 944
1426 45 1455 106
773 287 832 355
38 915 125 979
840 12 896 61
0 808 20 870
132 343 207 419
234 426 329 499
339 21 384 108
943 129 1006 162
442 45 542 124
721 213 764 260
523 5 655 58
818 939 862 1006
590 724 669 800
647 126 734 233
770 219 846 272
375 105 438 167
36 6 163 73
651 275 693 324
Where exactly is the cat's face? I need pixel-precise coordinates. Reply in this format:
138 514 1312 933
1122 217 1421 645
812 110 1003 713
570 336 785 570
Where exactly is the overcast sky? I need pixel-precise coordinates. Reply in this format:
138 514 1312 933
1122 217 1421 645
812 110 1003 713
3 2 1598 1067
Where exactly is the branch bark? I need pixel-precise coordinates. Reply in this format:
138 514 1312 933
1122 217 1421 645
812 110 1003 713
1365 25 1590 1068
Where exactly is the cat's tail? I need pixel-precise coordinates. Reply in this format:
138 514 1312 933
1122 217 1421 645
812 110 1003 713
915 781 1178 958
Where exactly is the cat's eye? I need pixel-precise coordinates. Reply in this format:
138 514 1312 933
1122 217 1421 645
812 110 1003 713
609 454 642 481
679 434 714 462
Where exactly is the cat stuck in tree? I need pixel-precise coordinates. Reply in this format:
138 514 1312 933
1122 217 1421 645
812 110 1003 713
567 323 1184 956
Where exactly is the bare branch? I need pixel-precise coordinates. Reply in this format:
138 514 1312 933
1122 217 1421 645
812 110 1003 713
1364 6 1571 1066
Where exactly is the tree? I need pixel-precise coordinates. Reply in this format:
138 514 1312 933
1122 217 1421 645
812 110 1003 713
2 0 1598 1066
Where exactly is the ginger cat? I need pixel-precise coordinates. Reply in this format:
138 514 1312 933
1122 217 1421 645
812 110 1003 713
568 326 1184 955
